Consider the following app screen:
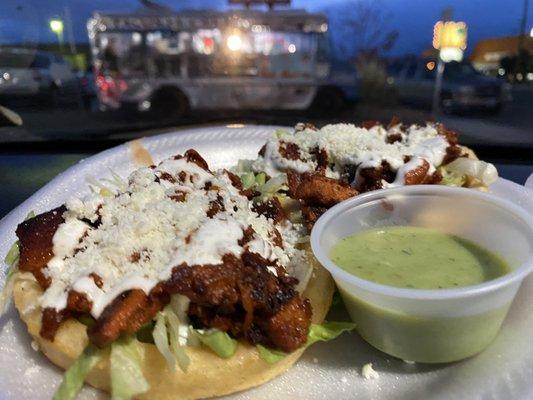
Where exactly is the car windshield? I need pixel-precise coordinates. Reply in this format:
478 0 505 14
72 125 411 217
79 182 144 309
0 0 532 217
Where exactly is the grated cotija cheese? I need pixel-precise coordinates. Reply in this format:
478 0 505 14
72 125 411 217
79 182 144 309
40 154 308 318
251 122 450 184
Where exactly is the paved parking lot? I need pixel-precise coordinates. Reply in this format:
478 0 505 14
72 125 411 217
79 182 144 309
1 86 531 148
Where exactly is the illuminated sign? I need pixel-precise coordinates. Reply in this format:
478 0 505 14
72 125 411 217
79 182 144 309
433 21 467 50
440 47 464 62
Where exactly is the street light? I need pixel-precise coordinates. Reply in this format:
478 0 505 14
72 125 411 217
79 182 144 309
49 19 63 34
49 18 64 51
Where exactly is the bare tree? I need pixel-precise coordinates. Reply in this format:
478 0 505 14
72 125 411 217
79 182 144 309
327 0 398 60
324 1 399 104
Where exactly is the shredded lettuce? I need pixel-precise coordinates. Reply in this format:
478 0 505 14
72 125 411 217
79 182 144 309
194 329 237 359
257 174 287 197
168 294 199 347
241 172 256 189
186 326 201 347
110 336 150 400
443 158 498 187
306 322 356 346
87 176 113 197
153 308 191 373
87 169 127 197
169 294 190 325
3 210 35 267
100 188 114 197
275 128 288 139
438 166 467 187
4 241 19 269
240 171 268 191
164 309 191 371
257 322 356 364
101 169 128 192
255 172 266 187
53 345 106 400
0 241 20 315
234 159 254 174
257 344 287 364
153 313 176 370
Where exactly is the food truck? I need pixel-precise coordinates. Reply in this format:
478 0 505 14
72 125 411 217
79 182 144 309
88 9 357 115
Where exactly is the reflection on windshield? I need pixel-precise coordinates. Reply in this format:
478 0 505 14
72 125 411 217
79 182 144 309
0 0 531 154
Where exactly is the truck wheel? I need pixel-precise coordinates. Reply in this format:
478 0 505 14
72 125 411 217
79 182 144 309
309 87 345 115
150 87 189 119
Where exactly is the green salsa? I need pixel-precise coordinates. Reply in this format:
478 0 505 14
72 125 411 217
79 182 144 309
339 288 511 363
330 226 511 289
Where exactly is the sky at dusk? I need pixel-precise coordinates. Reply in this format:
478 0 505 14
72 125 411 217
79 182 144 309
1 0 531 57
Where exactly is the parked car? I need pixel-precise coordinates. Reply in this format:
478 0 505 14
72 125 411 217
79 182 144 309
387 58 511 114
77 65 98 111
0 48 80 106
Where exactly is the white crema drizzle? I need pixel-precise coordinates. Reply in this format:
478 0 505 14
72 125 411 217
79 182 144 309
40 155 306 318
251 123 451 185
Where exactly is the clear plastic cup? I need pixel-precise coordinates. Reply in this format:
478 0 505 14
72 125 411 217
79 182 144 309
310 185 533 363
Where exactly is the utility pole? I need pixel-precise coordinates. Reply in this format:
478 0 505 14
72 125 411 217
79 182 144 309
516 0 529 78
64 6 77 55
519 0 529 47
431 8 453 117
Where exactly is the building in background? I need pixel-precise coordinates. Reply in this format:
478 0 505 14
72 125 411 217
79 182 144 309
470 35 533 79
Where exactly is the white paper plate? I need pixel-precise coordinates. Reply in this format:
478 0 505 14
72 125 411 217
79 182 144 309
1 125 532 400
525 173 533 190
